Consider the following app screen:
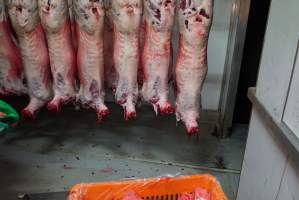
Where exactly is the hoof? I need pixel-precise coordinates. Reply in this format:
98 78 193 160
97 109 110 124
21 109 36 120
125 111 137 121
187 126 200 136
47 102 61 113
160 104 175 115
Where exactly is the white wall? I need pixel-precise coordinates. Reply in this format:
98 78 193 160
255 0 299 121
237 108 290 200
237 0 299 199
283 45 299 138
238 107 299 200
275 156 299 200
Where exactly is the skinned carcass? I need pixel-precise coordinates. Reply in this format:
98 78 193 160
7 0 52 119
175 0 213 135
141 0 175 115
0 0 26 95
74 0 109 123
38 0 77 112
109 0 142 121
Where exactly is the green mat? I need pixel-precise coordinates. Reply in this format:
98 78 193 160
0 100 19 134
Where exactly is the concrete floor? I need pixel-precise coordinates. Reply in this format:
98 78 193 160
0 103 248 200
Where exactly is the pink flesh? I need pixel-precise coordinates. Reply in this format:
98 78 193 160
76 20 109 122
47 99 62 113
142 19 174 115
179 188 211 200
0 19 25 95
175 33 208 136
18 24 52 119
113 27 139 121
97 108 110 124
45 20 77 112
176 0 212 135
175 0 213 135
122 192 142 200
21 109 36 120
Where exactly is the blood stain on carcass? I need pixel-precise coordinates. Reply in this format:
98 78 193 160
154 9 161 21
180 0 186 10
199 8 210 19
56 73 65 88
89 79 100 98
185 20 189 29
148 1 161 21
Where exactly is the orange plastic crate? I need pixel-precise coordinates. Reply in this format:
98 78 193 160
68 174 228 200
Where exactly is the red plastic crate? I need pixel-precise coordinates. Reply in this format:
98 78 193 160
68 174 228 200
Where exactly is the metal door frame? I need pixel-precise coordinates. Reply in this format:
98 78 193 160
218 0 252 138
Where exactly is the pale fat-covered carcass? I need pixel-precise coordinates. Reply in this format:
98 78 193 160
109 0 142 121
74 0 109 123
141 0 175 115
7 0 52 119
175 0 213 135
38 0 77 112
0 0 26 96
